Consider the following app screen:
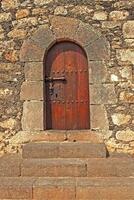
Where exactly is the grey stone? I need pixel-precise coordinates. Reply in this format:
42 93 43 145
20 81 43 100
90 105 109 130
20 39 44 62
89 61 108 83
24 62 43 81
22 101 44 131
85 36 110 61
75 22 101 46
30 25 55 50
90 84 117 104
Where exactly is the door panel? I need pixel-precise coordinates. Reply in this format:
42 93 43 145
45 41 90 130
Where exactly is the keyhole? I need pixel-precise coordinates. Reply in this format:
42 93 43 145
56 93 58 98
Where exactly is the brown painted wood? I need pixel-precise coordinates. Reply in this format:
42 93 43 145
44 41 90 130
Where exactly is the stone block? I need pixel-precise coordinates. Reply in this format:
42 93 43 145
116 49 134 64
119 91 134 103
75 22 101 46
4 50 19 62
102 21 121 29
31 25 55 50
20 39 44 62
13 17 38 29
20 81 43 100
111 113 131 126
54 6 68 16
1 0 19 11
109 11 129 21
22 101 44 131
59 143 106 158
33 178 75 199
123 21 134 38
22 142 106 159
90 84 117 104
90 105 109 130
21 158 87 177
50 16 79 40
89 61 108 83
31 131 66 142
34 0 54 5
0 118 18 130
87 158 134 177
22 142 59 159
0 13 12 22
0 154 21 177
16 9 30 19
0 177 34 199
124 39 134 47
70 5 93 16
24 62 43 81
85 36 110 61
76 181 134 199
32 7 48 15
116 129 134 142
7 29 27 39
113 1 134 9
108 66 132 82
92 11 108 20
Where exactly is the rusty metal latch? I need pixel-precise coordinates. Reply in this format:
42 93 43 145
45 77 66 82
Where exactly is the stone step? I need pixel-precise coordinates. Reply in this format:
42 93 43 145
21 158 87 177
0 177 134 199
22 142 106 159
21 158 134 178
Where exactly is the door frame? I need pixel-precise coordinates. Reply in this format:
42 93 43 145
20 16 110 132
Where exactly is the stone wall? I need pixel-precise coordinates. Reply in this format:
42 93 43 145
0 0 133 155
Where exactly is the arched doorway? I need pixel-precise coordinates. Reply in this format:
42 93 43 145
44 41 90 130
20 16 110 132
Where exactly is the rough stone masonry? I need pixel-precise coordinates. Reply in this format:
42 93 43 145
0 0 134 155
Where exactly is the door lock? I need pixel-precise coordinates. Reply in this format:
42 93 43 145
49 82 54 95
45 76 66 82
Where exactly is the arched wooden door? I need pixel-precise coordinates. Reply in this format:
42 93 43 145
44 41 90 130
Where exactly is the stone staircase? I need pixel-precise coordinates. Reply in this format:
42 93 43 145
0 131 134 199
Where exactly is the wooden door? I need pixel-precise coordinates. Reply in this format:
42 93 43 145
44 41 90 130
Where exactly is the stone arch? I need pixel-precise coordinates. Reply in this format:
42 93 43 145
20 16 112 131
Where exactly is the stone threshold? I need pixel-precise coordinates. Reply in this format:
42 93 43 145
9 130 103 146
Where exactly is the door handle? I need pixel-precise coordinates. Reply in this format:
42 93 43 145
45 77 66 82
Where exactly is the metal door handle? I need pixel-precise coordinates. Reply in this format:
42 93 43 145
45 77 66 82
